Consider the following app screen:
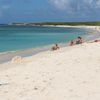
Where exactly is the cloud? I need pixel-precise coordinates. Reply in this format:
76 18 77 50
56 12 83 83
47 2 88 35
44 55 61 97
49 0 69 9
0 5 10 17
96 0 100 8
49 0 100 10
49 0 71 10
1 5 10 10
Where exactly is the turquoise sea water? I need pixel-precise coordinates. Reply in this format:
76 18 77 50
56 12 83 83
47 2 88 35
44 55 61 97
0 25 96 63
0 25 91 53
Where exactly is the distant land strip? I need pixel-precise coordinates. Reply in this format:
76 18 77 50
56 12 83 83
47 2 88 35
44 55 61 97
2 21 100 26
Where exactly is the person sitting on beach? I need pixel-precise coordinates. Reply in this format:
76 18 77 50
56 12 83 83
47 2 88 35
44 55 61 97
52 44 60 51
70 40 74 46
76 36 83 44
94 39 100 42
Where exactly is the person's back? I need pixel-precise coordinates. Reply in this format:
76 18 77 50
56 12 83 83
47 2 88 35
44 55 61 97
52 44 59 51
76 36 83 44
55 44 59 49
76 40 81 44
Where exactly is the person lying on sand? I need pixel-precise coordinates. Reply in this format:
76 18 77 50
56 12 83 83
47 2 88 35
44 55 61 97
52 44 60 51
94 39 100 42
88 39 100 43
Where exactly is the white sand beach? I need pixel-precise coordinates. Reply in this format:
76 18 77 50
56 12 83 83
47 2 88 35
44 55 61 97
0 40 100 100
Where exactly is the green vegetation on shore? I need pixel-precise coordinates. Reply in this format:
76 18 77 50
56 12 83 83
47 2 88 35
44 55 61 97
12 21 100 26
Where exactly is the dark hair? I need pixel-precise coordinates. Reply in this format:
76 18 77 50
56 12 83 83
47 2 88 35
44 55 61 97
55 44 58 46
78 36 82 39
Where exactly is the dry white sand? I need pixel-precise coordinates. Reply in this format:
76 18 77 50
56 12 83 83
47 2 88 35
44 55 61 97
0 42 100 100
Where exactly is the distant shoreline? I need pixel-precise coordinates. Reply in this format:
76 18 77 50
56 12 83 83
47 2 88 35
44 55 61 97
42 25 100 31
10 21 100 26
5 24 100 32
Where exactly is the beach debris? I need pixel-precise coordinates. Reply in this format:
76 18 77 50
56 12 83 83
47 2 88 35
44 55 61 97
11 56 33 63
0 82 9 86
34 87 38 90
11 56 22 63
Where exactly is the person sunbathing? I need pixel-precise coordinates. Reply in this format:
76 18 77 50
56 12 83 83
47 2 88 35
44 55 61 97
76 36 83 44
94 39 100 42
88 39 100 43
52 44 60 51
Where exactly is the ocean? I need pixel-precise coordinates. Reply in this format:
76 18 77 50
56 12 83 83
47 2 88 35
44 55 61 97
0 25 92 52
0 25 93 63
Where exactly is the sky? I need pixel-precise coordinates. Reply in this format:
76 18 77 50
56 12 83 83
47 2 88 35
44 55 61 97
0 0 100 23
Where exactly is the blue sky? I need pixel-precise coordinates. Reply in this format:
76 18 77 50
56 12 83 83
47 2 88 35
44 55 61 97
0 0 100 23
